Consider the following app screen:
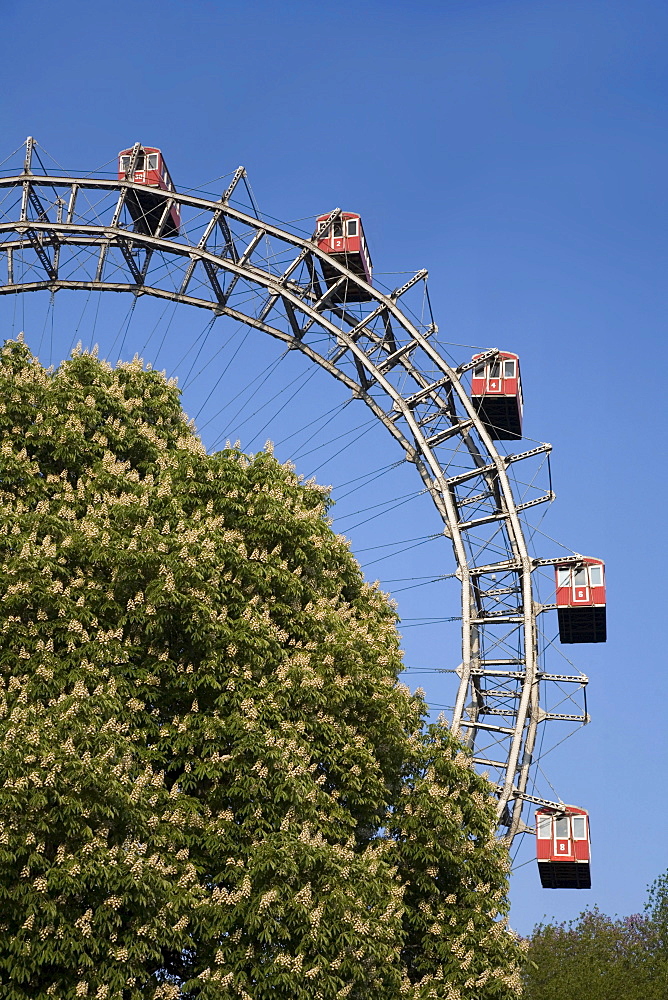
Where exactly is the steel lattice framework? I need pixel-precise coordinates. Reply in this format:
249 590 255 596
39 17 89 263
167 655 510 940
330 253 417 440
0 139 590 843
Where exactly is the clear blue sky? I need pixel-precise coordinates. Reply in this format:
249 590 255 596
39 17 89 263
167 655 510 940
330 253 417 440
1 0 666 936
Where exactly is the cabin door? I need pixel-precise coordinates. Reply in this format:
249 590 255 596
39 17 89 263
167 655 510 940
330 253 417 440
487 361 502 393
331 219 345 253
572 566 590 604
554 816 571 857
132 151 146 184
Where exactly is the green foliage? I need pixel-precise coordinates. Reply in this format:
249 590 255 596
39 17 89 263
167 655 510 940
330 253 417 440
392 726 522 997
0 338 522 999
522 875 668 1000
646 870 668 958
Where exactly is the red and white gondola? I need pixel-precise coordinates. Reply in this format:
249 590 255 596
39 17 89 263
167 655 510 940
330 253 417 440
315 212 373 302
535 806 591 889
470 351 523 440
555 557 607 643
117 145 180 238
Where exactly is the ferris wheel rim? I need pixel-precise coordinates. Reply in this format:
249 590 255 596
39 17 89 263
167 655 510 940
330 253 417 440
0 147 587 845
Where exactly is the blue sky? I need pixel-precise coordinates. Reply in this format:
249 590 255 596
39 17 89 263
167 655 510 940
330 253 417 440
1 0 667 935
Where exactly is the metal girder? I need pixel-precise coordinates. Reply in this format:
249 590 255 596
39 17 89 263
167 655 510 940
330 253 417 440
457 348 499 375
201 259 225 303
447 462 499 487
376 341 416 374
517 492 555 512
540 672 588 684
458 491 495 508
426 420 474 447
460 720 517 735
298 276 348 334
390 269 428 300
506 443 552 465
480 690 523 699
471 614 524 625
400 376 451 409
21 225 56 280
216 213 239 262
222 166 246 203
540 711 589 723
17 171 58 280
314 207 342 238
0 157 590 846
116 236 143 284
534 554 588 568
499 789 570 812
23 136 35 175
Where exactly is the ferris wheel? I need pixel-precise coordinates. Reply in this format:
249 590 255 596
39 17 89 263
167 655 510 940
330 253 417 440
0 137 607 880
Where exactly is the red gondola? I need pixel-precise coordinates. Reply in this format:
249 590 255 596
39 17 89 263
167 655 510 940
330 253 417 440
117 145 180 237
555 558 607 643
536 806 591 889
470 351 523 440
315 212 373 302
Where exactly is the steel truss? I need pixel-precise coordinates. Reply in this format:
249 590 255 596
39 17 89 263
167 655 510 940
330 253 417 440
0 140 589 843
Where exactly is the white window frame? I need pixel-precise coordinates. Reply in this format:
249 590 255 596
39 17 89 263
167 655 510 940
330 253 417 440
571 815 587 840
537 814 552 839
588 564 604 587
554 816 570 840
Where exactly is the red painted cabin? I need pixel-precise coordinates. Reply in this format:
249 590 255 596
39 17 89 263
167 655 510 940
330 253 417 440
118 145 180 237
555 558 607 643
315 212 373 302
536 806 591 889
470 352 523 440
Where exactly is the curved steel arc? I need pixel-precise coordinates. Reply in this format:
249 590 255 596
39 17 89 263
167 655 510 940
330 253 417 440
0 166 568 842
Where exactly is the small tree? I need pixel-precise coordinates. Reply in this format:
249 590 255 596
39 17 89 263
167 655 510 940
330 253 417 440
0 339 523 999
522 875 668 1000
